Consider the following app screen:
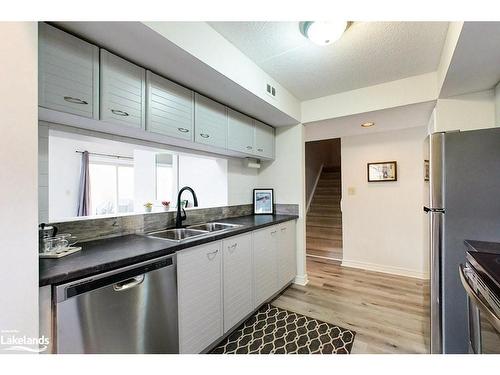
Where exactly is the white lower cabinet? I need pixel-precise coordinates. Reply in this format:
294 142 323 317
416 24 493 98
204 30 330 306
176 220 296 353
253 226 279 307
177 241 223 354
277 221 297 288
222 233 254 333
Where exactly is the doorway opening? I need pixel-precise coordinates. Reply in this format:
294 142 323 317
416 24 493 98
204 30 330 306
305 138 342 262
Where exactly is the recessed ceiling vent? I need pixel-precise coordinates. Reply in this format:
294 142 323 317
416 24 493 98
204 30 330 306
266 83 276 98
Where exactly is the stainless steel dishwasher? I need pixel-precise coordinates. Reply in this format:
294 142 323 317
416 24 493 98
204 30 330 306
55 254 178 353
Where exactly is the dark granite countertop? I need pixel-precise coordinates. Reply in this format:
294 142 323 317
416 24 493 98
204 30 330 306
39 214 298 286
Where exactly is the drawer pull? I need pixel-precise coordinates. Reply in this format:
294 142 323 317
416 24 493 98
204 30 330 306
207 249 219 260
271 230 277 235
228 243 237 253
257 148 264 152
111 109 129 117
64 96 88 105
281 227 287 232
246 146 253 150
178 127 190 133
200 133 210 138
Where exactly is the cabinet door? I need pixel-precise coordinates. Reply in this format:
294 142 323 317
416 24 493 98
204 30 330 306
194 94 227 148
253 226 279 307
223 233 254 333
177 241 223 354
278 220 297 289
100 49 146 129
255 120 275 159
38 23 99 119
146 71 194 141
227 109 255 154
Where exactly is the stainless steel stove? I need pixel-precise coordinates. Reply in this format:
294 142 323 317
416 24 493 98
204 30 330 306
460 241 500 354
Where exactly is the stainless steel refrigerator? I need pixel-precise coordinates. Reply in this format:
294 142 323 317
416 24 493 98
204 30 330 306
425 127 500 353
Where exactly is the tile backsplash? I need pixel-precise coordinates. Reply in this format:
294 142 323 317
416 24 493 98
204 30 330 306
49 204 298 242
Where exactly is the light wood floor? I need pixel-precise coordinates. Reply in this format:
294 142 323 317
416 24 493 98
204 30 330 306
272 258 430 354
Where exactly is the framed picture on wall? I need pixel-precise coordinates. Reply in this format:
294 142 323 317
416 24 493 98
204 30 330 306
253 188 274 214
367 161 397 182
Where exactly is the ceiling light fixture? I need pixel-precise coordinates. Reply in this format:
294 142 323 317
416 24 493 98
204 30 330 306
361 122 375 128
299 21 349 46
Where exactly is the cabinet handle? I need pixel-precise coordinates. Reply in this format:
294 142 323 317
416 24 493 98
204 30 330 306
64 96 88 105
178 127 189 133
246 146 253 150
281 227 287 232
200 133 210 138
228 243 237 253
207 249 219 260
111 109 129 117
257 148 264 152
271 230 277 235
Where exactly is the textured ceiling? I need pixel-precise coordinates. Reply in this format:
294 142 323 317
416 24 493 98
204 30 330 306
209 22 449 101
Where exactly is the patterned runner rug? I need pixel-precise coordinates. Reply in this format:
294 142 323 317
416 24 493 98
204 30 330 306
211 304 356 354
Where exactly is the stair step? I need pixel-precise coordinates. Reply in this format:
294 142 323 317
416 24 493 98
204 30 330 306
307 207 342 217
306 247 343 260
307 237 343 250
307 216 342 227
307 226 342 238
315 187 342 193
311 198 341 206
316 182 341 189
322 166 341 172
321 171 341 178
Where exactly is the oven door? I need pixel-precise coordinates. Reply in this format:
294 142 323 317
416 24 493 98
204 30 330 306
460 264 500 354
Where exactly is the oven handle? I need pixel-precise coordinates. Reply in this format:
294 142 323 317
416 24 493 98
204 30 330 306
459 264 500 333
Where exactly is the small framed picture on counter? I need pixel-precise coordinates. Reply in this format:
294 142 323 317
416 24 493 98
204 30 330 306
253 188 274 215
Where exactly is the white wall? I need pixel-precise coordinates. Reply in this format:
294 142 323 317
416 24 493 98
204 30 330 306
432 89 496 133
48 130 137 221
301 72 438 124
144 22 301 122
178 154 228 208
0 22 39 352
227 158 258 206
258 124 307 285
133 149 157 211
341 126 429 279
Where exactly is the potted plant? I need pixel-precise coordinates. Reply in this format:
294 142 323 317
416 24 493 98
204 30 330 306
161 201 171 211
143 202 153 213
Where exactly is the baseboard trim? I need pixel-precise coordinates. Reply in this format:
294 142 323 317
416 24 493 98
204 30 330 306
341 259 429 279
293 274 309 286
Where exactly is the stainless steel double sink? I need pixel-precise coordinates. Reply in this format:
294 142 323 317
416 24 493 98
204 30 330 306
146 222 242 243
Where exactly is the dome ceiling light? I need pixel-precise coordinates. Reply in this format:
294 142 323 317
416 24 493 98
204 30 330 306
299 21 350 46
361 122 375 128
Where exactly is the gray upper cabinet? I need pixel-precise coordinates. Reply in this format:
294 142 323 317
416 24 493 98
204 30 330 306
227 109 255 154
194 94 227 148
254 120 275 159
38 23 99 119
146 71 194 141
100 49 146 129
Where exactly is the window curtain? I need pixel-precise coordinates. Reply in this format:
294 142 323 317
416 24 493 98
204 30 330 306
77 151 91 216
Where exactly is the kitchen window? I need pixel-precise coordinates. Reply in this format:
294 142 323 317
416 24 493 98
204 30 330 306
89 156 134 216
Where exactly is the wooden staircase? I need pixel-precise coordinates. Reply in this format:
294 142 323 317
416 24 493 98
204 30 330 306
306 166 343 261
